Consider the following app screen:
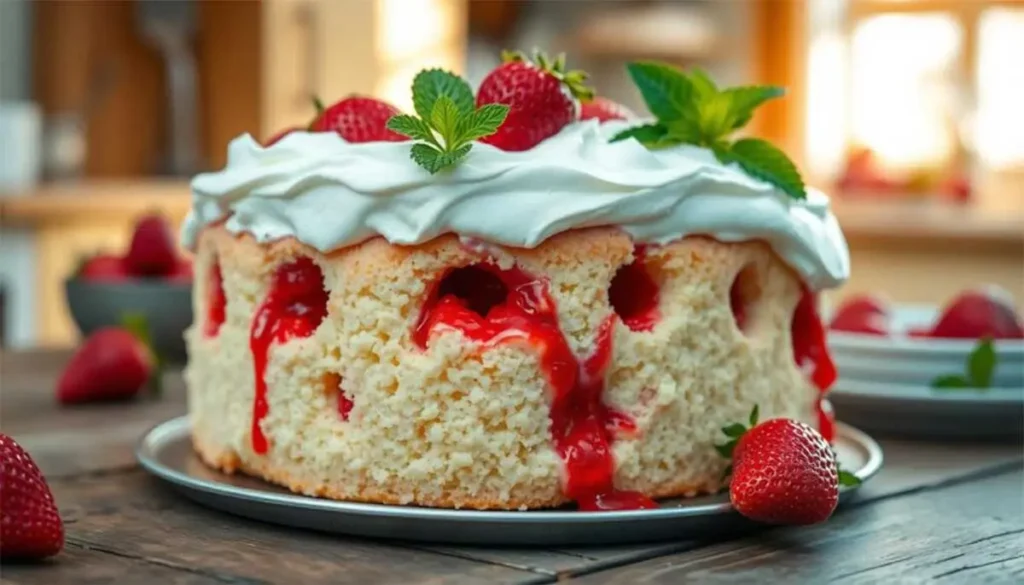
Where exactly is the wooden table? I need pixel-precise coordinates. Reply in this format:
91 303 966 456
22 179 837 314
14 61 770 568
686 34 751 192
2 350 1022 584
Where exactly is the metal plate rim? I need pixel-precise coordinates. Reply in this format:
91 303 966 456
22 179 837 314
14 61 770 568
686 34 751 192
136 416 882 528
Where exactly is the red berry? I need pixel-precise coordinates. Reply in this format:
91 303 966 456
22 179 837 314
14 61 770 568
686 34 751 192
78 253 131 282
125 214 179 277
168 257 194 283
264 126 302 146
56 327 154 404
930 286 1024 340
729 418 840 525
476 50 593 151
0 434 64 559
580 96 635 122
829 294 891 336
310 96 407 143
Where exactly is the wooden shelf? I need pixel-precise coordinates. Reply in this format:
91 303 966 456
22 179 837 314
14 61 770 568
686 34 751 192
0 180 192 226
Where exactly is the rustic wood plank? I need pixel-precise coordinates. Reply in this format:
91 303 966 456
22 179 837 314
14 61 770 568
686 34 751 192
1 543 233 585
569 466 1024 583
44 470 541 585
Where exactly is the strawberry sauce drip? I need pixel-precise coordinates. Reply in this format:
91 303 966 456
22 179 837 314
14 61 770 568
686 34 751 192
415 263 657 511
249 258 328 454
608 247 660 332
791 287 838 443
204 262 227 337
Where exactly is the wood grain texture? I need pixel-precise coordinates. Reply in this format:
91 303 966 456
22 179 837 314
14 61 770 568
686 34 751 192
45 471 539 585
1 543 231 585
570 467 1024 584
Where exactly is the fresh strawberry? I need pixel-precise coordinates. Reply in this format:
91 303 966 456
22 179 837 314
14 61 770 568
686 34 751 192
264 126 302 146
717 406 852 525
78 253 132 282
829 293 891 336
56 325 155 404
476 50 594 151
929 286 1024 340
310 96 407 143
580 96 635 122
125 214 179 277
168 257 194 283
0 433 64 559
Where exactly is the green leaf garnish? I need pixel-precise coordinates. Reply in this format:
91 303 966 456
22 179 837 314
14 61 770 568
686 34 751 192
387 69 509 174
930 337 998 391
838 468 862 488
714 404 761 474
719 138 806 201
612 61 805 199
119 312 163 397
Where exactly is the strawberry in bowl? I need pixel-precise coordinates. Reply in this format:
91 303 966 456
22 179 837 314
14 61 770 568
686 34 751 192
65 213 194 365
828 293 892 336
923 286 1024 341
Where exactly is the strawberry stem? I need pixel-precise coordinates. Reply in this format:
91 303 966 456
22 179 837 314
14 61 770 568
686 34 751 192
500 47 596 102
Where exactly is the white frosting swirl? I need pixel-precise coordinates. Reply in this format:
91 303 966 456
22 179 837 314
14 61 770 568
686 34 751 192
183 120 850 290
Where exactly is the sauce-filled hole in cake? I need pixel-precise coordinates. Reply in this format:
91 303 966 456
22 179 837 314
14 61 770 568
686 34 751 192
204 260 227 338
249 258 329 454
608 247 661 332
729 264 763 334
790 287 838 443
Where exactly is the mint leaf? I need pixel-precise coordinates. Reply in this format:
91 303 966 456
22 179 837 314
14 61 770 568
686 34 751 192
931 374 972 389
412 69 474 120
714 442 735 459
687 68 718 99
430 96 460 140
838 469 862 487
392 69 509 174
749 404 759 427
610 123 668 145
968 337 996 388
722 86 785 130
455 103 509 144
625 61 698 125
386 115 435 143
719 138 807 200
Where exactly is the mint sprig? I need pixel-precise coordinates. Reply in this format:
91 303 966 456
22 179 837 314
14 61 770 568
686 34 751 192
931 337 998 390
612 61 805 200
386 69 509 174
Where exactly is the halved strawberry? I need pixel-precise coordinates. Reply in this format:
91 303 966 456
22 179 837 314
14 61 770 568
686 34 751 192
476 50 594 151
310 96 408 143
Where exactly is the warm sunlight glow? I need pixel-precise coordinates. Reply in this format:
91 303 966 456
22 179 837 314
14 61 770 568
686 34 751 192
976 9 1024 169
849 13 962 172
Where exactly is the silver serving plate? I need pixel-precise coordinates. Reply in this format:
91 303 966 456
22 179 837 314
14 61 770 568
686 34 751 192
136 416 884 546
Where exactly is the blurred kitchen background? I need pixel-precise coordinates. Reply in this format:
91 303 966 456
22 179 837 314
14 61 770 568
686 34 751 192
0 0 1021 351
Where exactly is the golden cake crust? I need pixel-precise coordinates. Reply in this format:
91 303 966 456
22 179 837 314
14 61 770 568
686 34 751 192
184 223 817 510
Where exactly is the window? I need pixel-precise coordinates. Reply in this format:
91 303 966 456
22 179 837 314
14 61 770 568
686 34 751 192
805 0 1024 192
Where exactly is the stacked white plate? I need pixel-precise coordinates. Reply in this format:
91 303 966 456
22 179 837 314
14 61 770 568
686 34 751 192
827 304 1024 440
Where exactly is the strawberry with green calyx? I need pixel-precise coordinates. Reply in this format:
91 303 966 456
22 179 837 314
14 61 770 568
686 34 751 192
386 69 509 173
716 405 860 525
612 63 806 200
931 337 998 390
56 313 163 404
310 95 408 143
475 49 594 151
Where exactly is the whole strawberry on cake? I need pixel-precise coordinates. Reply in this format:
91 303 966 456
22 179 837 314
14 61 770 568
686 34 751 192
181 50 851 513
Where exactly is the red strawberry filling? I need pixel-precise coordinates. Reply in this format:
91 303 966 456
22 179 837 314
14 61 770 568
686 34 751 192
791 287 838 443
204 261 227 338
609 247 660 332
325 373 354 421
415 263 656 511
249 258 328 454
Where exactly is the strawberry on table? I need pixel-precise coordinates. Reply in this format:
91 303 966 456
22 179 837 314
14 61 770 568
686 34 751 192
476 49 594 151
77 253 131 282
125 214 180 277
310 96 408 143
56 317 158 404
0 433 64 560
580 96 635 122
716 406 860 526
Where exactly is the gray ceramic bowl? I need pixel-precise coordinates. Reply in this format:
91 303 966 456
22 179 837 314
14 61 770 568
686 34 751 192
65 278 194 364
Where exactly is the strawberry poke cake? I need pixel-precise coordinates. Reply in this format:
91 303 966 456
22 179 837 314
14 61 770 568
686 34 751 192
180 52 851 511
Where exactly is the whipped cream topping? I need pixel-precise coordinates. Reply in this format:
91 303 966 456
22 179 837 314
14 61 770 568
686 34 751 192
183 120 850 290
